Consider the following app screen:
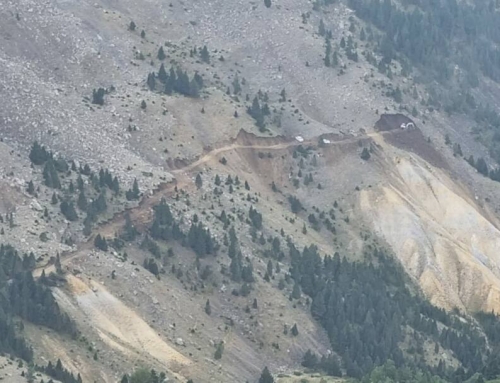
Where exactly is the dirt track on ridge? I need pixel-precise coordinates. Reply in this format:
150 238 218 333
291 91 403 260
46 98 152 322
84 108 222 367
37 128 395 273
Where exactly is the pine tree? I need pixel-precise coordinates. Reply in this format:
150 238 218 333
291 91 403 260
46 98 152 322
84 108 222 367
264 0 272 8
259 366 274 383
55 253 62 274
195 174 203 189
26 180 35 195
29 141 51 165
112 176 120 194
205 299 212 315
267 260 273 277
318 19 326 36
325 39 332 67
128 21 136 31
141 100 147 109
141 30 146 38
77 190 88 211
60 201 78 221
92 88 105 105
94 234 108 251
200 45 210 63
214 342 224 360
332 50 339 67
279 89 286 103
291 323 299 336
301 349 318 368
147 72 156 90
360 27 366 41
43 160 61 189
476 157 489 176
361 147 371 160
157 46 166 61
232 76 242 94
292 281 301 299
126 179 140 200
158 64 168 83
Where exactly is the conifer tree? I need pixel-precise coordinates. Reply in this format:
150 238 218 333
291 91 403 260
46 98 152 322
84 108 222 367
29 141 51 165
200 45 210 63
43 160 61 189
157 46 166 61
318 19 326 36
26 180 35 195
214 342 224 360
205 299 212 315
292 281 301 299
147 73 156 90
92 88 105 105
60 201 78 221
259 366 274 383
361 147 371 160
126 179 140 200
158 64 168 83
195 174 203 189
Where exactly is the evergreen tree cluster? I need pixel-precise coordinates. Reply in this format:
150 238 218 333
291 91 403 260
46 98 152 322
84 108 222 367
288 195 303 214
120 212 139 242
60 201 78 221
43 359 82 383
94 234 108 251
247 95 270 131
143 257 160 276
301 349 342 377
141 235 161 258
0 245 75 363
248 206 263 229
466 155 500 184
362 360 447 383
43 160 62 189
28 142 121 234
187 222 215 257
346 0 500 163
287 242 496 380
228 226 254 285
121 367 166 383
348 0 500 83
148 65 203 98
149 199 216 258
29 141 52 165
126 179 140 201
98 169 120 194
150 199 183 242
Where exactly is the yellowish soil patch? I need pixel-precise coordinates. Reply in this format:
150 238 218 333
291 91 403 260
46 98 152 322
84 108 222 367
64 275 191 369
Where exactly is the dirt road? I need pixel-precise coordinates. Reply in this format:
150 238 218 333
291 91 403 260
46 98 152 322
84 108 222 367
38 128 393 272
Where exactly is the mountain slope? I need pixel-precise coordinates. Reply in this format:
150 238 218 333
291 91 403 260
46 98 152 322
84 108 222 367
3 0 500 382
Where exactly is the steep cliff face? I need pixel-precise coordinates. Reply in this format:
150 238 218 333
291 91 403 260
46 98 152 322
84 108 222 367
360 135 500 313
